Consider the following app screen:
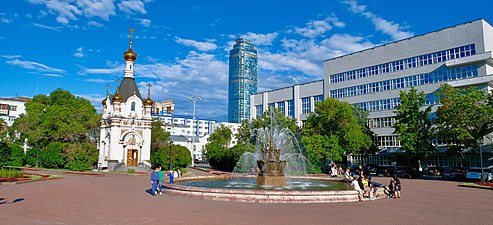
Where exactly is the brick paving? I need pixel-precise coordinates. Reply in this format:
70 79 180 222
1 169 492 225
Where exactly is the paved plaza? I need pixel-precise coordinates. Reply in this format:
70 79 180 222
1 169 492 225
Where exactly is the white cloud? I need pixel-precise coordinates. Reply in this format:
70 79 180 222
175 37 218 51
84 78 112 83
321 33 374 53
74 47 85 58
343 0 413 40
1 55 21 59
82 67 122 75
43 73 64 77
290 15 345 39
76 0 116 20
0 36 5 40
135 18 151 27
33 22 62 31
87 20 104 27
5 58 66 74
28 0 119 25
240 32 278 46
118 0 147 14
1 17 12 23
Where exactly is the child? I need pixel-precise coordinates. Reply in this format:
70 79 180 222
387 178 395 198
157 166 164 194
150 166 160 196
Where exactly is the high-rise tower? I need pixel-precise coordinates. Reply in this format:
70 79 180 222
228 38 258 123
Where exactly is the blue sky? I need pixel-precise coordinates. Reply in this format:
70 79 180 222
1 0 492 121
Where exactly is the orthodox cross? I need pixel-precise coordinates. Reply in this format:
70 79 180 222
128 27 135 47
147 83 152 97
115 78 121 92
105 84 111 95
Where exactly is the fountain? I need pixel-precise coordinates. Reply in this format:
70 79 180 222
256 139 286 186
161 112 385 203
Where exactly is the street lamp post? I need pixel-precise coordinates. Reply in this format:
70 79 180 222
169 140 173 171
187 96 201 167
479 137 485 183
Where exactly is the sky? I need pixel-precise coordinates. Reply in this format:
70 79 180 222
1 0 492 121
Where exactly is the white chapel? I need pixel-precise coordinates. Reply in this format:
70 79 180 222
98 28 153 170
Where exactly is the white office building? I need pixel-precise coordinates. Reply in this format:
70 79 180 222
251 19 493 168
0 97 30 126
250 80 324 126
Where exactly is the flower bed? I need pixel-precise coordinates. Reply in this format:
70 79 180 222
459 182 493 190
475 182 493 188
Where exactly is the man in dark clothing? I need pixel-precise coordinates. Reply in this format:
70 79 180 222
150 167 160 196
393 174 401 198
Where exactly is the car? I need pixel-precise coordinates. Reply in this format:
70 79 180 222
396 166 423 179
376 165 397 177
466 168 493 181
442 167 466 181
364 164 378 175
425 166 445 176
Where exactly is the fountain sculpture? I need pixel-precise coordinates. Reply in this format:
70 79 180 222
256 139 286 186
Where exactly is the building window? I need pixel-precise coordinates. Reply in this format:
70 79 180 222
302 97 311 114
256 105 263 117
313 95 323 109
268 103 275 111
9 105 17 111
131 102 136 111
287 100 294 118
278 101 285 114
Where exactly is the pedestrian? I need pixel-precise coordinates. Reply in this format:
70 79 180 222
150 166 160 196
393 173 401 198
157 165 164 194
351 176 364 201
167 170 174 184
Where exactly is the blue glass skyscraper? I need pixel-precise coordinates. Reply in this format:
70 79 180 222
228 38 258 123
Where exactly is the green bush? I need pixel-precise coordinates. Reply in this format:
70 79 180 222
62 143 98 171
8 144 25 167
0 142 12 167
0 168 23 178
207 143 254 172
39 142 66 169
25 148 39 166
151 144 191 171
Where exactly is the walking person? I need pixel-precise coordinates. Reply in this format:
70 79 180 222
393 173 401 198
150 166 160 196
157 165 164 195
351 176 364 202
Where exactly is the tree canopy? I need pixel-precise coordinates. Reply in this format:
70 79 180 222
302 98 371 173
394 87 435 163
11 89 100 148
435 84 493 157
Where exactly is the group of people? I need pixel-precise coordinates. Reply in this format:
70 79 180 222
384 174 401 199
330 163 344 177
349 173 375 201
150 166 182 196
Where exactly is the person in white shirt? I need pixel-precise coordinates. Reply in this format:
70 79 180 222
351 176 364 201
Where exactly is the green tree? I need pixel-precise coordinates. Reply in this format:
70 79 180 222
352 104 379 157
435 84 493 160
11 89 100 149
150 118 170 152
206 125 233 170
39 142 66 169
302 98 371 172
150 144 192 170
0 142 11 167
62 143 98 171
394 87 435 164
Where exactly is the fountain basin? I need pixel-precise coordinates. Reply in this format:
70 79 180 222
162 175 383 203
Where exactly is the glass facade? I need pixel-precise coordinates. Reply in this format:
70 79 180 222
301 97 311 114
228 38 258 123
329 44 476 84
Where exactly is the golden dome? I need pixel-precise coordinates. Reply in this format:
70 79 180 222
123 47 137 61
144 97 153 106
112 91 122 103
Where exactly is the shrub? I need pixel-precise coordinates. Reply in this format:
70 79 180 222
0 142 12 167
150 144 191 171
39 142 66 169
62 143 98 171
0 168 23 178
8 144 25 167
